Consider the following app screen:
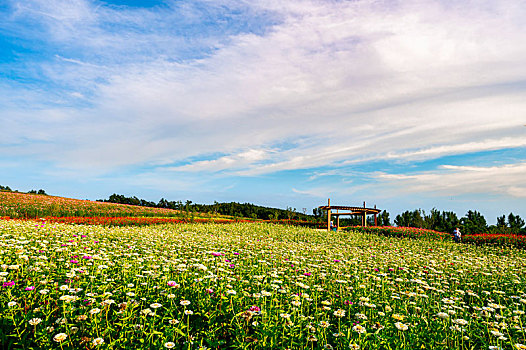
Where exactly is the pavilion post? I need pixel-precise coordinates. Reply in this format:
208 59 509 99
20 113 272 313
374 205 377 226
327 198 331 232
362 201 367 227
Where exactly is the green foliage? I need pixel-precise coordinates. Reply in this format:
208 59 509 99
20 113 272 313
489 213 526 235
312 207 325 219
427 210 459 234
377 210 391 226
339 215 362 227
508 212 525 232
460 210 487 234
393 209 461 235
394 209 425 228
27 189 47 195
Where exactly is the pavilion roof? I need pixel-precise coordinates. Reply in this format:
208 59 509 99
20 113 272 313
317 205 381 214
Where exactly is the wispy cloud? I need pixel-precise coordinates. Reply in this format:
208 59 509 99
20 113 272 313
168 149 271 173
376 162 526 198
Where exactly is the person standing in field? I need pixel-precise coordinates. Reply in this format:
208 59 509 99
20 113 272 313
453 227 461 242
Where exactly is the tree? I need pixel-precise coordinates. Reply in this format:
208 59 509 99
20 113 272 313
394 209 425 228
440 211 460 234
286 207 295 220
157 198 168 208
424 208 443 230
394 211 412 227
313 208 324 220
508 213 525 234
460 210 487 234
496 215 507 227
377 210 391 226
508 213 525 229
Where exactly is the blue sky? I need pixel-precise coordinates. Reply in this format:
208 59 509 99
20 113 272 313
1 0 526 223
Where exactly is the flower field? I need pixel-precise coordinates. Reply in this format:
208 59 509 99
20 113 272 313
1 220 525 349
0 191 185 219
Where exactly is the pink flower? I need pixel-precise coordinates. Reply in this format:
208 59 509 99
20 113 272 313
167 281 177 287
211 252 221 257
249 306 261 312
25 286 35 291
303 272 312 276
3 281 15 287
206 288 214 293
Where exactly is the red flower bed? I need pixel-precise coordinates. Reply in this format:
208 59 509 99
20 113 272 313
462 233 526 248
31 216 245 226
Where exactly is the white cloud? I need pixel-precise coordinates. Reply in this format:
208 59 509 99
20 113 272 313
168 149 270 173
376 162 526 198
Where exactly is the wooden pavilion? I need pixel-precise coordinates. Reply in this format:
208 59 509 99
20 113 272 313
318 199 381 231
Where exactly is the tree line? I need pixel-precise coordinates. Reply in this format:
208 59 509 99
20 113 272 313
393 208 525 235
98 194 315 222
0 185 47 195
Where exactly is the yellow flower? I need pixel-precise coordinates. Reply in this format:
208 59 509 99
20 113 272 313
392 314 405 321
